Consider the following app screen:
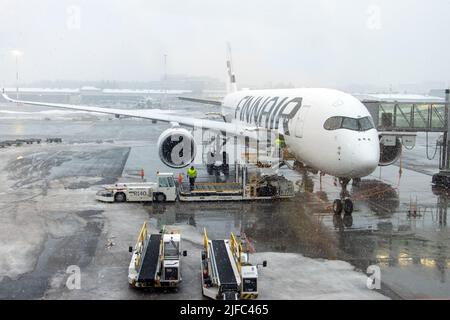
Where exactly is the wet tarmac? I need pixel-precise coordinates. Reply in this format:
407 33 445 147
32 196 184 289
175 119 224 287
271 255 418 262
0 210 104 299
0 97 449 299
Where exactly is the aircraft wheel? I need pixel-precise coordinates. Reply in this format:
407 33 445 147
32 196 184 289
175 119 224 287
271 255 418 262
343 214 353 228
333 214 343 229
223 164 230 178
333 199 343 215
343 199 353 215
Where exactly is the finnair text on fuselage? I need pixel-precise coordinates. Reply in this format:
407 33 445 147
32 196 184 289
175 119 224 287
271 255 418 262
233 95 302 135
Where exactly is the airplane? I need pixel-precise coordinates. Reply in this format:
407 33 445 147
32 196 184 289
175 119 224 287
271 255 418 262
1 51 397 217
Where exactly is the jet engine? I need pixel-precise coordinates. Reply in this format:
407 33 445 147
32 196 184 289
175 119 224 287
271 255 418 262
157 128 197 168
379 135 402 166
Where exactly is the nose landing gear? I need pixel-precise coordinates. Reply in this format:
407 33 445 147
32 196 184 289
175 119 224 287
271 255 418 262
333 178 354 216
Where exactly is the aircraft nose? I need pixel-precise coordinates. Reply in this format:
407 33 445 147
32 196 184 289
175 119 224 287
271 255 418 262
351 138 380 177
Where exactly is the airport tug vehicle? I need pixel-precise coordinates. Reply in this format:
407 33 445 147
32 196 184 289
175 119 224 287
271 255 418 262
96 172 294 203
128 222 187 290
201 228 267 300
96 173 177 203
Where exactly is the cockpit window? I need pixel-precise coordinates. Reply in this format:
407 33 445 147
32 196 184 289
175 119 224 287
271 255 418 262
359 117 375 131
324 116 375 132
342 118 359 131
323 117 342 130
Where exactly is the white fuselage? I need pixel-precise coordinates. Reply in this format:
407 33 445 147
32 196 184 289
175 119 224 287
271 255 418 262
222 88 380 178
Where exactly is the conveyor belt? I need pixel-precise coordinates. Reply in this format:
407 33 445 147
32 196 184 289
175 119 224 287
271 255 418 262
211 240 237 285
138 234 161 282
180 182 241 192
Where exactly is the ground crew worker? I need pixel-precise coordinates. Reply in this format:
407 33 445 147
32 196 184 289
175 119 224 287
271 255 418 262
275 136 285 148
178 173 183 186
187 166 197 190
274 136 285 158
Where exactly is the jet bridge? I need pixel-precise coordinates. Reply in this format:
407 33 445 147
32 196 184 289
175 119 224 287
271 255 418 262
363 90 450 186
365 100 449 131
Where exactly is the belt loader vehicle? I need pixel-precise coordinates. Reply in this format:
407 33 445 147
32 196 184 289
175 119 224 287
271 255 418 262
128 222 187 290
201 228 267 300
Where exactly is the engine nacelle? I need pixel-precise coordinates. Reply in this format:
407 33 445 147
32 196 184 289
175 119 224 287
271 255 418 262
379 136 402 166
157 128 197 168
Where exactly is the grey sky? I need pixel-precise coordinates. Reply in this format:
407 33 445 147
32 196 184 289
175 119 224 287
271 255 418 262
1 0 450 89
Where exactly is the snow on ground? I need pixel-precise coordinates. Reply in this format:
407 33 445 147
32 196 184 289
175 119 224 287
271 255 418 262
171 224 388 300
255 252 387 299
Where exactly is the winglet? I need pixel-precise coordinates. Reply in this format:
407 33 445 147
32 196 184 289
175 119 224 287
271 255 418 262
1 90 15 103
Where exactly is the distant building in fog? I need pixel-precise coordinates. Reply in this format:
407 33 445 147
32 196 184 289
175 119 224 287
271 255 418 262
429 89 449 99
21 75 226 94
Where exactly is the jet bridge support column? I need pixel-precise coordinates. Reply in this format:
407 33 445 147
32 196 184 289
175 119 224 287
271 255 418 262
438 89 450 170
444 89 450 170
432 89 450 187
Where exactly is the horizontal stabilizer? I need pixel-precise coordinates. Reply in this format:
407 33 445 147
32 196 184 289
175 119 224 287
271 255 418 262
178 97 222 106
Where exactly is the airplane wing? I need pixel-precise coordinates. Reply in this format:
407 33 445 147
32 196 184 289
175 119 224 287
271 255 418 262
1 92 258 139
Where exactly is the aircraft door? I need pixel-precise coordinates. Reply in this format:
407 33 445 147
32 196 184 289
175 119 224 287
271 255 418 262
295 106 310 138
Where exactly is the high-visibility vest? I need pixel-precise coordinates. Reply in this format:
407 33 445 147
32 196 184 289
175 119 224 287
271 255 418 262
275 138 285 147
187 168 197 178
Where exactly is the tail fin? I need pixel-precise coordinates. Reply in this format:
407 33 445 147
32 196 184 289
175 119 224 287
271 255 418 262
226 42 238 94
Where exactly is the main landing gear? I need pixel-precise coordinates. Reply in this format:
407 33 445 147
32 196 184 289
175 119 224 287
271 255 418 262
333 178 354 216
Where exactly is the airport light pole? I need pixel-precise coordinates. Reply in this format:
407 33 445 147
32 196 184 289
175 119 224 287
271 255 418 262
163 54 168 108
11 50 23 100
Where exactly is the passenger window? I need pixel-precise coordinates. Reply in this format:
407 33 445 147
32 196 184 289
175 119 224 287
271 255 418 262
324 117 342 130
